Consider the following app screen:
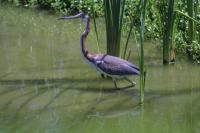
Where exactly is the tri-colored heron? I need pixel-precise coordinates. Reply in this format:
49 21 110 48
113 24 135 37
59 13 140 89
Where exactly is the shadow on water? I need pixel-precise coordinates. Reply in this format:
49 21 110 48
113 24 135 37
42 83 76 109
0 77 199 94
1 87 37 111
0 77 106 85
0 77 137 121
0 86 21 96
0 77 131 93
0 76 200 118
14 84 59 115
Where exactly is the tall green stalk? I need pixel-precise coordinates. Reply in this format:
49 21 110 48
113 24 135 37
123 0 141 59
139 0 147 105
103 0 125 57
163 0 175 64
92 2 100 53
123 22 134 59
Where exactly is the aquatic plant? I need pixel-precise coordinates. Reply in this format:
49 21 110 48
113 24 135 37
186 0 200 60
103 0 125 56
139 0 147 104
91 2 100 53
158 0 175 65
175 1 200 63
163 0 175 64
122 0 141 59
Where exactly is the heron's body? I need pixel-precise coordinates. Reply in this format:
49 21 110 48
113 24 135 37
83 53 139 79
59 13 140 89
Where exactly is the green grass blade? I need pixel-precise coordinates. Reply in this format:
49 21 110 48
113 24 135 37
103 0 126 57
123 23 134 59
123 0 141 59
175 10 200 25
91 3 100 53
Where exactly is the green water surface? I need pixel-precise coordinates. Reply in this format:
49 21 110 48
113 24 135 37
0 5 200 133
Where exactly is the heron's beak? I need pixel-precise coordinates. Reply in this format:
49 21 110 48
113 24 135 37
58 12 85 20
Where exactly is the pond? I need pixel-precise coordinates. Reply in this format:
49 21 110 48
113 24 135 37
0 5 200 133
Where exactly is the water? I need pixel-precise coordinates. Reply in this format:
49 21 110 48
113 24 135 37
0 5 200 133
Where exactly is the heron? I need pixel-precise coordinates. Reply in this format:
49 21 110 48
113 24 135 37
59 12 140 89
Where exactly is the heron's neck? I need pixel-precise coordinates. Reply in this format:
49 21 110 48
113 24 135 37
80 15 91 60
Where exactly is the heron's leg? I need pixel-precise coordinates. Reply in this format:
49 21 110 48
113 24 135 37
124 77 136 86
101 74 105 78
123 77 136 89
112 78 135 90
112 78 118 89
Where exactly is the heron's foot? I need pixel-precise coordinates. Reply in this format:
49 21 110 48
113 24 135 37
112 78 136 90
116 83 136 90
124 77 136 88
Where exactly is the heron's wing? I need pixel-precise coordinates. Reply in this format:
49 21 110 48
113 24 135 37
105 55 140 71
96 55 140 75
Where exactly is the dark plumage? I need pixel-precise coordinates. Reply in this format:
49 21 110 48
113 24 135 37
91 54 139 76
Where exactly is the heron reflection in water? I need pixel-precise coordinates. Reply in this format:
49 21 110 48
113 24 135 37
59 13 140 89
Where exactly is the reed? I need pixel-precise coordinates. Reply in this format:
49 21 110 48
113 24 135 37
162 0 175 64
123 22 134 59
139 0 147 104
92 3 100 53
123 0 141 59
103 0 125 56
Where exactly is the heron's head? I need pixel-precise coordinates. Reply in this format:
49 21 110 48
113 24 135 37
58 12 85 20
